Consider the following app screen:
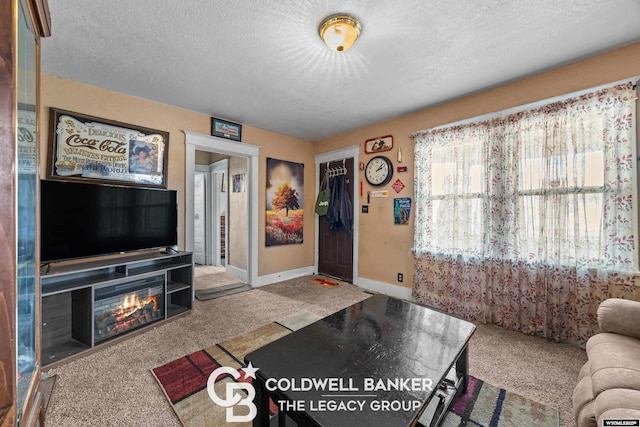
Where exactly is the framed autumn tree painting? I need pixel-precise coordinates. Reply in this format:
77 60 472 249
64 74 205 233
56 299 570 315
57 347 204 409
266 158 304 246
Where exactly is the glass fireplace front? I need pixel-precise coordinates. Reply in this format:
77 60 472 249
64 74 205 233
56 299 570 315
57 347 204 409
94 275 165 344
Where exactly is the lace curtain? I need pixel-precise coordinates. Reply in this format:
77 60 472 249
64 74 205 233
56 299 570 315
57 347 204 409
411 83 637 345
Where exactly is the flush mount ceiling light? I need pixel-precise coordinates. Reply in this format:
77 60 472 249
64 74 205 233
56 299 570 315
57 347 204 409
319 14 362 52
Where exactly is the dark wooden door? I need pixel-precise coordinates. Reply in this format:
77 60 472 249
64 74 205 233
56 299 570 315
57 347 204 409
318 158 354 282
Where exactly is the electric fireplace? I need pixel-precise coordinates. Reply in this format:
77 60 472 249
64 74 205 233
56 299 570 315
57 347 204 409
94 275 165 343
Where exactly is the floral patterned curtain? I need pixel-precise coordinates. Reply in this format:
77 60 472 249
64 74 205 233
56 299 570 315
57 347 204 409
411 83 637 345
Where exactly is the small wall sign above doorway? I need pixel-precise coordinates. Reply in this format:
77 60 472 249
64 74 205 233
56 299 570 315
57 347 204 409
211 117 242 141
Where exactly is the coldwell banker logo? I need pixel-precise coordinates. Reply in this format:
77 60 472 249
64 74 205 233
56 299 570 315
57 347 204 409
207 363 434 423
207 362 259 422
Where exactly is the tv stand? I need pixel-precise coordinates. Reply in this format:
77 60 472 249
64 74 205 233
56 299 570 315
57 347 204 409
40 251 193 368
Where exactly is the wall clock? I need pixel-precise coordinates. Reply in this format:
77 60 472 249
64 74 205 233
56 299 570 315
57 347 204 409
365 155 393 187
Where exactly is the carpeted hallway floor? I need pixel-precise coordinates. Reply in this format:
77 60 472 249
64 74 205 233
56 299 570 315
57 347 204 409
194 264 246 290
42 277 586 426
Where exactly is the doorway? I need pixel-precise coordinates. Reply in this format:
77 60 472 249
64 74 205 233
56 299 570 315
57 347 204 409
184 131 260 286
318 158 355 281
210 160 227 266
314 146 359 284
193 171 206 265
193 158 228 267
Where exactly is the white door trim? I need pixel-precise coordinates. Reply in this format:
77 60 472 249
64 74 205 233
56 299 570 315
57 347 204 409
314 146 359 284
210 159 228 266
184 131 260 287
193 169 208 265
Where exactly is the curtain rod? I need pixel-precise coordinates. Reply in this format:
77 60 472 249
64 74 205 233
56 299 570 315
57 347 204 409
416 76 640 136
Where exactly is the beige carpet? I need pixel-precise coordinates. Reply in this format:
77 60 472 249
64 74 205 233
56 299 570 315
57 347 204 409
194 265 223 276
194 265 245 290
42 277 586 426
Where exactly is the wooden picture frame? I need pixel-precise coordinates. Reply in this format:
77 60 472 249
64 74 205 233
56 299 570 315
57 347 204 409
47 108 169 188
211 117 242 141
364 135 393 154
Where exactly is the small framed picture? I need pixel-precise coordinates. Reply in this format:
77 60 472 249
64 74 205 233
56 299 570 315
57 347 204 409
211 117 242 141
232 173 245 192
364 135 393 154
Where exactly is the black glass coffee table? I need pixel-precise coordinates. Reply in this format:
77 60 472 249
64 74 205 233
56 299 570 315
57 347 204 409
245 294 476 427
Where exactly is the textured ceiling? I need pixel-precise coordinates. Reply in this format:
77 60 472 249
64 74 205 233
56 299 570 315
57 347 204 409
41 1 640 142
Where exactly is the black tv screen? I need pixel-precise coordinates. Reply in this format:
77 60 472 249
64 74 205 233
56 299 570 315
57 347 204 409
41 180 178 263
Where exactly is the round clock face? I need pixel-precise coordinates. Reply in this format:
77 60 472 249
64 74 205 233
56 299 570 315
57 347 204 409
365 156 393 186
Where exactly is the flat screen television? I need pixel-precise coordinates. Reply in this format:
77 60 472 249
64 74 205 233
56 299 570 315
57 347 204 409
40 180 178 263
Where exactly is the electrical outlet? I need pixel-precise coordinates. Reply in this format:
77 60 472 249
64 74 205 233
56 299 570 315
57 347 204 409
398 273 403 282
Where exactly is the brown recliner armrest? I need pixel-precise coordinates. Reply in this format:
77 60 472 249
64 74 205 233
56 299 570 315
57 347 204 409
598 298 640 340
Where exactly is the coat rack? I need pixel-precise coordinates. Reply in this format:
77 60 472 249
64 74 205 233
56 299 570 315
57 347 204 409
326 160 347 178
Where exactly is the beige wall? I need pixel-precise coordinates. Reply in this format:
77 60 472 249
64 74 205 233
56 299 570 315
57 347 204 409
228 156 248 270
195 150 227 166
40 42 640 286
247 127 317 275
316 41 640 291
40 75 316 276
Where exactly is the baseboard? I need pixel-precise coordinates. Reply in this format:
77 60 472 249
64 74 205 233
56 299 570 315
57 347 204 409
254 266 315 288
356 277 414 301
250 269 415 300
226 264 248 282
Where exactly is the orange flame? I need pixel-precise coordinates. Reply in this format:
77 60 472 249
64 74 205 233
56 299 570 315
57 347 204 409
116 293 158 320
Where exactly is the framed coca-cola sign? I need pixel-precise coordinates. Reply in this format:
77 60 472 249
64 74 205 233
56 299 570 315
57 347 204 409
47 108 169 188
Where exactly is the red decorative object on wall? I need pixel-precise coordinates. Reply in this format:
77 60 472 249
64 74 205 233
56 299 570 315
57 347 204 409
392 179 405 193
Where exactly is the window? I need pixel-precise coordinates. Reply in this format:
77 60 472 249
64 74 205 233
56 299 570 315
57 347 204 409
411 82 636 344
413 82 636 273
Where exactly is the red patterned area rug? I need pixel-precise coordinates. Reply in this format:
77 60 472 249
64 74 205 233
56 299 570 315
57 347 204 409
152 322 290 426
152 316 558 427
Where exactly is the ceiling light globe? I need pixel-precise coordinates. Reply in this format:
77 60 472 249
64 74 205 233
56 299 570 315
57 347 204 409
319 15 361 53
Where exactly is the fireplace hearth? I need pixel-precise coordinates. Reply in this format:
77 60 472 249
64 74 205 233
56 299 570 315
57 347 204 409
94 275 165 343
